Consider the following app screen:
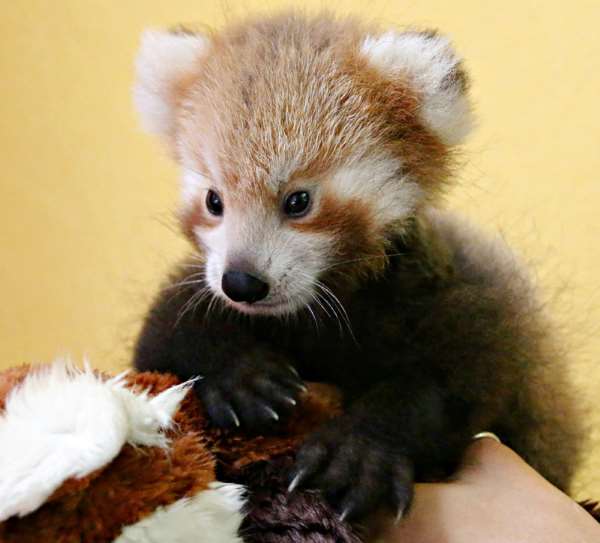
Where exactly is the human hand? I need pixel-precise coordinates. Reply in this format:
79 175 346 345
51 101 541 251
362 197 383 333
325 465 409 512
383 435 600 543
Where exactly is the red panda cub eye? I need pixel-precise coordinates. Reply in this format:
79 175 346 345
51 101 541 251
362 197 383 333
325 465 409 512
283 191 311 218
206 189 224 216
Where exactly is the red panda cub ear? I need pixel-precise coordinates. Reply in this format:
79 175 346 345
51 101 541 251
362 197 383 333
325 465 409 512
133 29 209 148
360 31 474 146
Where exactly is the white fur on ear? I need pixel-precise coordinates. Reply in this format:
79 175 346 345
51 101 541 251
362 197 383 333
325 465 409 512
360 31 473 145
134 30 209 138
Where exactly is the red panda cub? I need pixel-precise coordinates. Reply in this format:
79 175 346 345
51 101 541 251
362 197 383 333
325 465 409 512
133 12 582 522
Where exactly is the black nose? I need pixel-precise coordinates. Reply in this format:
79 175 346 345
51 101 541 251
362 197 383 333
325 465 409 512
221 271 270 303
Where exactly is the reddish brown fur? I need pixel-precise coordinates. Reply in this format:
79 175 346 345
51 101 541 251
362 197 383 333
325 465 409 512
341 50 454 196
175 13 455 236
0 365 30 411
167 14 461 287
293 194 386 280
180 198 216 242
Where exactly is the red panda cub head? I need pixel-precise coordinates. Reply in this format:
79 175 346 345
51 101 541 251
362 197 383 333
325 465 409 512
134 12 473 316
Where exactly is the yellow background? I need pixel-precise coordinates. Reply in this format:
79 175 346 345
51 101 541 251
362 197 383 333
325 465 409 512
1 1 599 497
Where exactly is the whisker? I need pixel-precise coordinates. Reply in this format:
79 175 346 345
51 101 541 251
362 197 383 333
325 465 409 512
162 275 205 293
313 292 335 321
174 285 211 328
321 251 406 273
313 290 342 333
287 279 324 332
305 303 320 332
293 269 346 336
314 279 357 343
205 293 221 324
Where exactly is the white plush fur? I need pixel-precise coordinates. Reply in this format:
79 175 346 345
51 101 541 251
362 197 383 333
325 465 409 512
0 361 193 522
361 31 473 145
114 482 246 543
134 30 208 137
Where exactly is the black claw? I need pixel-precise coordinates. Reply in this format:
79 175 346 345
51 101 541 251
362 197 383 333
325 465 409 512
252 376 300 415
195 357 302 432
290 418 415 523
286 363 300 378
280 377 307 393
391 459 415 516
287 468 308 493
224 403 241 427
201 387 239 429
339 505 352 523
260 403 280 421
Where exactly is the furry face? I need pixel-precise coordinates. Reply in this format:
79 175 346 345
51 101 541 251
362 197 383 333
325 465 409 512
134 13 472 316
176 153 422 316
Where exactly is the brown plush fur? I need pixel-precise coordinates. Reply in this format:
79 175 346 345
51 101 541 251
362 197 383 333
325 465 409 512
0 371 215 543
0 365 30 410
0 368 354 543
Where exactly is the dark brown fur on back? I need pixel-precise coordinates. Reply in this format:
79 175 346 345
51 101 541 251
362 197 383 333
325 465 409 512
135 208 583 510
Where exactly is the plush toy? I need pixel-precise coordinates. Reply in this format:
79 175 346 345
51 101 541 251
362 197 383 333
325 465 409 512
0 362 359 543
0 363 597 543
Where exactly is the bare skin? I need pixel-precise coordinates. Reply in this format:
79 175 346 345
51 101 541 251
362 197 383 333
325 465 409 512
383 436 600 543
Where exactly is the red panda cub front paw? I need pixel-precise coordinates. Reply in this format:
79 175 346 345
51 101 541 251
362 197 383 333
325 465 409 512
195 358 305 433
288 417 415 522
